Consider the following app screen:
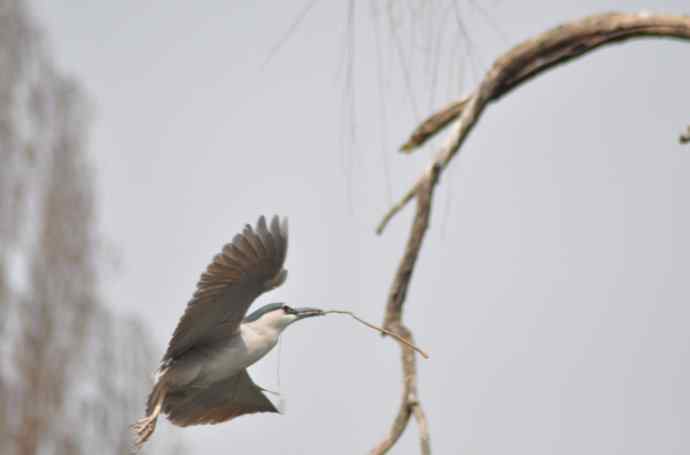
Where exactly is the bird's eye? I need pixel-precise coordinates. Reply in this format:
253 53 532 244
282 305 292 313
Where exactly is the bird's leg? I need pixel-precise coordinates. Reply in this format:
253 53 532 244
130 386 167 452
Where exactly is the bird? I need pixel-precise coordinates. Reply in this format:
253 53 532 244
131 215 323 449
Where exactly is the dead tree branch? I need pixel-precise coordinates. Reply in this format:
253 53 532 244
377 12 690 234
372 165 438 455
374 11 690 455
401 12 690 153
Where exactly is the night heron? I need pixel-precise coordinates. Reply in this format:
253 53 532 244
132 215 323 449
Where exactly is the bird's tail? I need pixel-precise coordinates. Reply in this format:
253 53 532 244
130 379 167 452
146 377 167 416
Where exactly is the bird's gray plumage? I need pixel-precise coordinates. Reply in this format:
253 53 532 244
162 215 288 363
133 215 323 450
163 370 277 427
244 302 284 322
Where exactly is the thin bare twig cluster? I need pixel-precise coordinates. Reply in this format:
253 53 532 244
374 11 690 455
0 2 182 454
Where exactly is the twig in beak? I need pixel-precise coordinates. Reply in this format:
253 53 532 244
324 310 430 359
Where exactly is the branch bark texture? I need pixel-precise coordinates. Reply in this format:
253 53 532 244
371 165 438 455
374 11 690 455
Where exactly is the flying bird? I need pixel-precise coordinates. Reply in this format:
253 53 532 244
132 215 323 449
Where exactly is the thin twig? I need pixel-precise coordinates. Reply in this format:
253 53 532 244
324 310 429 359
376 182 419 234
262 0 319 68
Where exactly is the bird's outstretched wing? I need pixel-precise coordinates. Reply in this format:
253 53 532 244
162 215 288 362
164 369 278 427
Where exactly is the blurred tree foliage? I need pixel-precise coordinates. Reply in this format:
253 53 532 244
0 1 180 453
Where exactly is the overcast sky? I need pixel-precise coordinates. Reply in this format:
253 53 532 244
31 1 689 454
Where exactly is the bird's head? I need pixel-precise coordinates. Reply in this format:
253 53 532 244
244 303 324 332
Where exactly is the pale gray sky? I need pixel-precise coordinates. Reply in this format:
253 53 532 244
31 1 689 454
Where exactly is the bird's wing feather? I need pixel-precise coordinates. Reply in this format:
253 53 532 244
164 369 278 427
162 215 288 361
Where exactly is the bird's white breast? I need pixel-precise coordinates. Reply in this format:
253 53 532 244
199 323 280 385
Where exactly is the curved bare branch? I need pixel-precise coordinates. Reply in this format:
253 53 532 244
374 11 690 455
378 12 690 233
400 12 690 153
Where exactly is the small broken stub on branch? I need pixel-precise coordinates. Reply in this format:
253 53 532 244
680 125 690 144
324 310 430 359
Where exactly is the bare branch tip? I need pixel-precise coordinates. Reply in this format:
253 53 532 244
400 141 418 153
376 216 391 235
376 184 421 234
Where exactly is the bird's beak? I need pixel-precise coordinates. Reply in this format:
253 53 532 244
294 307 324 320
